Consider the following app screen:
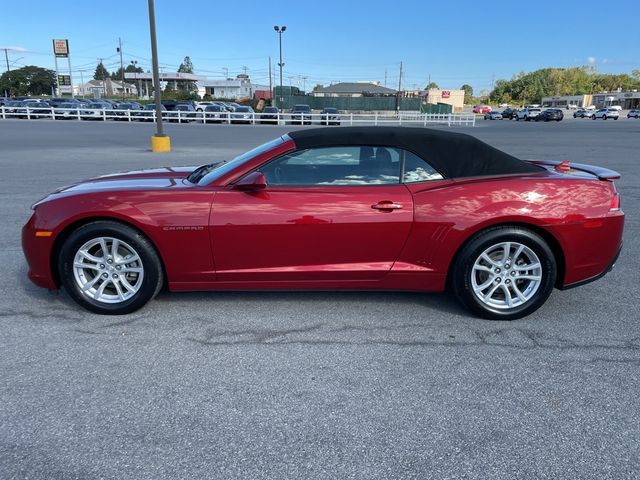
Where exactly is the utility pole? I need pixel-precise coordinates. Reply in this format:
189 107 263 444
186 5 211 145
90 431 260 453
396 61 403 112
147 0 170 152
384 68 387 88
274 25 286 109
268 56 272 105
117 37 125 99
2 49 10 97
302 76 307 93
223 67 228 79
242 65 248 75
79 70 84 97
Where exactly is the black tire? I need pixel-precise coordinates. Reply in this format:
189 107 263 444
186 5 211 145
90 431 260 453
603 115 607 120
58 220 163 315
452 226 557 320
592 115 596 120
614 117 618 120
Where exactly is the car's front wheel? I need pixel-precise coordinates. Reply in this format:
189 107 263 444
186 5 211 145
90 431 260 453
452 227 556 320
58 221 163 315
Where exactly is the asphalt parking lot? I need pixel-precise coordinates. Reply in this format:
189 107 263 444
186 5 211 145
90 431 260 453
1 119 639 479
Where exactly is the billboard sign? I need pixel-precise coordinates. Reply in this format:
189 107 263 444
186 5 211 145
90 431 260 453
441 90 451 98
57 75 71 86
53 39 69 58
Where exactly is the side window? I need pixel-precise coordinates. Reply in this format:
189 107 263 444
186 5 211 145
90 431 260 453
260 146 401 186
402 151 443 183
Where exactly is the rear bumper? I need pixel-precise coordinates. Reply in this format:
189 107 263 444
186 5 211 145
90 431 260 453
560 242 622 290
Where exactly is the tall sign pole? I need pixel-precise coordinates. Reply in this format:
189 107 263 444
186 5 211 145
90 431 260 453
274 26 286 109
268 56 272 105
147 0 170 152
52 39 70 97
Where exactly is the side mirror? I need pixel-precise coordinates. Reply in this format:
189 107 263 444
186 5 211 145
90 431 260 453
233 171 267 191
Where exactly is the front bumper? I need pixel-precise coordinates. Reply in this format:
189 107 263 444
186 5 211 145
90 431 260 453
22 213 58 290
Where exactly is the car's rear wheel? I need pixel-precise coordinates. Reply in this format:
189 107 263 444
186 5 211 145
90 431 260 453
603 115 607 120
58 221 163 315
452 227 556 320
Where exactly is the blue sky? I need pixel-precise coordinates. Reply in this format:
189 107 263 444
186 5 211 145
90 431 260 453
1 0 639 93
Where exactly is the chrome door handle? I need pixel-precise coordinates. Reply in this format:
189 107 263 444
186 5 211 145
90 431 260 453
371 202 403 210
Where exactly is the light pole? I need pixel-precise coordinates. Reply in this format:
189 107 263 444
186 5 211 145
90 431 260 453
147 0 170 152
274 25 286 109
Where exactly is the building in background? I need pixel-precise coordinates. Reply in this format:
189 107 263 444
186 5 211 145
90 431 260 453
541 94 592 108
204 74 268 100
123 72 207 98
591 90 640 109
76 78 137 98
311 82 397 98
423 89 464 112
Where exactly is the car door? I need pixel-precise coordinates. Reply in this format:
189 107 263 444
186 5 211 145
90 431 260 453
210 145 414 282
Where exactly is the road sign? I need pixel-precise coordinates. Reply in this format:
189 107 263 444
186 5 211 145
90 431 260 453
53 39 69 58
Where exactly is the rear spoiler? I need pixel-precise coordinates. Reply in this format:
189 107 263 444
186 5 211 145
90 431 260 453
526 159 621 181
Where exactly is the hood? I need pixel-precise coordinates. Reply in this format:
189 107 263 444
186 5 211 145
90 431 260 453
56 166 198 193
33 166 198 208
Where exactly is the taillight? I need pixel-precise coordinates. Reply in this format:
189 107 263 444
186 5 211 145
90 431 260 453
610 192 620 211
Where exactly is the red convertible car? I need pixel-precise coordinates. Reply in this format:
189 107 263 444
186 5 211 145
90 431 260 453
22 127 624 319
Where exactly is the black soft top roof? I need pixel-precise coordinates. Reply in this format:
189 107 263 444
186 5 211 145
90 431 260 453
287 127 543 179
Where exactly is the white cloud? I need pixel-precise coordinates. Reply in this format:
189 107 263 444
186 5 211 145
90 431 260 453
587 56 596 65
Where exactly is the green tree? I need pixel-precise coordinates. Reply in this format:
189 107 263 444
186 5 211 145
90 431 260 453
0 65 56 96
111 63 143 83
177 56 197 92
93 62 109 80
460 84 473 103
425 81 439 90
488 67 640 104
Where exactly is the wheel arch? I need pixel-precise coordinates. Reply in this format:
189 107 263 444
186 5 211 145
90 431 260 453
445 221 566 290
50 216 168 288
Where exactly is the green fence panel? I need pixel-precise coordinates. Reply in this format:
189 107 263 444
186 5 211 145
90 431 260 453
420 102 453 114
276 95 421 111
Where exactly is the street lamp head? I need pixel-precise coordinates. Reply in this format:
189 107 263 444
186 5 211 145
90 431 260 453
274 26 279 31
281 26 287 32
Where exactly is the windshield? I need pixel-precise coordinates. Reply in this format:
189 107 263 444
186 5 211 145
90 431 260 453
191 137 286 185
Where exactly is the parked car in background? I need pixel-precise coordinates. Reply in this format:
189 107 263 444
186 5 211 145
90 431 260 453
167 103 197 122
626 109 640 118
319 107 341 125
51 98 83 108
535 109 564 122
81 102 111 120
500 107 518 119
484 111 503 120
203 104 229 123
113 102 143 120
3 100 25 115
195 101 223 112
607 105 622 111
592 108 619 120
516 107 542 121
231 106 255 124
17 100 52 119
220 102 240 112
473 105 491 114
290 104 312 125
566 104 579 110
54 102 81 120
260 106 279 124
573 109 590 118
134 103 167 122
